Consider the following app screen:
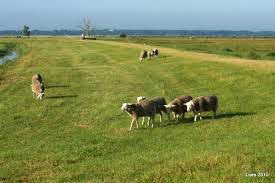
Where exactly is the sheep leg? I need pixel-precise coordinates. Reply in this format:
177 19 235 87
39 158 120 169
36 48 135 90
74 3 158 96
151 116 155 128
147 117 150 127
193 112 198 122
176 114 181 122
32 92 35 98
159 112 162 123
166 112 171 120
172 112 176 119
213 111 216 119
181 112 185 119
136 120 139 129
141 117 145 125
129 118 136 131
199 113 202 120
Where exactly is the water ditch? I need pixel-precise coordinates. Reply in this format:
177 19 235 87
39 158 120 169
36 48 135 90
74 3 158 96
0 51 17 65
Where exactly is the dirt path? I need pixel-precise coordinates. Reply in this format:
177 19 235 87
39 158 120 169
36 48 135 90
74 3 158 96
93 40 275 72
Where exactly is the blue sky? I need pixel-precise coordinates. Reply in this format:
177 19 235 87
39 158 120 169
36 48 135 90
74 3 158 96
1 0 274 30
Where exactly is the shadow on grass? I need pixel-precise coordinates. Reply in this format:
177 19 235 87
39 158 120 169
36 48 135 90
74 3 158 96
159 112 256 127
45 95 78 99
45 85 70 89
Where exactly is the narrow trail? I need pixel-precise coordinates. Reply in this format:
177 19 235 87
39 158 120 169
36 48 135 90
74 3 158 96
92 40 275 72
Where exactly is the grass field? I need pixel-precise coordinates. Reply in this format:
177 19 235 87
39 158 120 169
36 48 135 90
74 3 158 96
101 37 275 61
0 37 274 182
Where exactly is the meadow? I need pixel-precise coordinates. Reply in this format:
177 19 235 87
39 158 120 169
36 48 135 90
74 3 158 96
0 37 274 182
101 36 275 61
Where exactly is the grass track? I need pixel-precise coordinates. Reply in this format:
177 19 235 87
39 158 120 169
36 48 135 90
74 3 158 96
0 38 274 182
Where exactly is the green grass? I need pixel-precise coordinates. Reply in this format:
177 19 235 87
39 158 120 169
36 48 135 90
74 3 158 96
101 36 275 61
0 37 274 182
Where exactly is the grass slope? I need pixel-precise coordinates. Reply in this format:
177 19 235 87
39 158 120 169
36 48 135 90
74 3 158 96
0 38 274 182
101 37 275 61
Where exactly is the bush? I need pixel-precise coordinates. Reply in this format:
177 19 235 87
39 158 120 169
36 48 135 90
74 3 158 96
221 48 233 52
120 33 127 38
266 52 275 57
246 51 261 59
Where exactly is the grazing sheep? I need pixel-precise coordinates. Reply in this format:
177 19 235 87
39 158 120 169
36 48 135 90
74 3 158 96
139 50 148 62
153 48 159 56
121 100 156 131
184 96 218 122
31 74 45 100
137 96 170 124
148 50 154 59
164 96 193 120
31 80 45 100
32 73 43 84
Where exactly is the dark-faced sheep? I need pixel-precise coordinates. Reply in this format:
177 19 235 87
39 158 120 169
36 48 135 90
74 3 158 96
184 96 218 122
121 100 156 131
164 96 193 120
139 50 148 62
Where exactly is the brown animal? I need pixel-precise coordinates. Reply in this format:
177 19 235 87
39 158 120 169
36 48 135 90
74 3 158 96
185 96 218 122
137 96 170 123
121 100 156 131
31 74 45 100
164 96 193 120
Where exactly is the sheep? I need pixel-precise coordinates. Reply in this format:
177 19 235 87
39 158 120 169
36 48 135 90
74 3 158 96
139 50 148 62
32 73 43 84
31 74 45 100
164 96 193 120
121 100 156 131
137 96 170 124
184 96 218 122
31 80 45 100
153 48 159 56
148 50 154 59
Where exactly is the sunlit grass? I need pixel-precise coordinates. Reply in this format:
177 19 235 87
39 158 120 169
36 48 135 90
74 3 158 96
0 37 274 182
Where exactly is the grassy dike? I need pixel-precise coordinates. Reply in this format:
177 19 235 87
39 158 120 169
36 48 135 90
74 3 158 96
0 37 274 182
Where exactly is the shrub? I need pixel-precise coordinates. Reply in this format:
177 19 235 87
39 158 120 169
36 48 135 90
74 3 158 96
266 52 275 57
246 51 261 59
120 33 127 38
222 48 233 52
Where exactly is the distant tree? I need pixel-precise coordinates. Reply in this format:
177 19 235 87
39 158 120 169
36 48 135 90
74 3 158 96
22 25 30 36
120 33 127 38
80 17 96 38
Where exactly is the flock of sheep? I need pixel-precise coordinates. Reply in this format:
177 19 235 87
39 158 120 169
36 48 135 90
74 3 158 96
30 48 218 131
121 95 218 131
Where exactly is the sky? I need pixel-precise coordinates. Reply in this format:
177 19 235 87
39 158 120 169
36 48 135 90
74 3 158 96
0 0 274 31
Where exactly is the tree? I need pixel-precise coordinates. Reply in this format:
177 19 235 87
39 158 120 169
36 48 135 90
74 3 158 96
22 25 30 36
120 33 127 38
80 17 96 38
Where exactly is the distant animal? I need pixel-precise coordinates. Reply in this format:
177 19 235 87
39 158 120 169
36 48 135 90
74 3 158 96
152 48 159 56
164 96 193 120
148 50 154 59
32 73 43 84
184 96 218 122
139 50 148 62
121 100 156 131
31 73 45 100
137 96 170 124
